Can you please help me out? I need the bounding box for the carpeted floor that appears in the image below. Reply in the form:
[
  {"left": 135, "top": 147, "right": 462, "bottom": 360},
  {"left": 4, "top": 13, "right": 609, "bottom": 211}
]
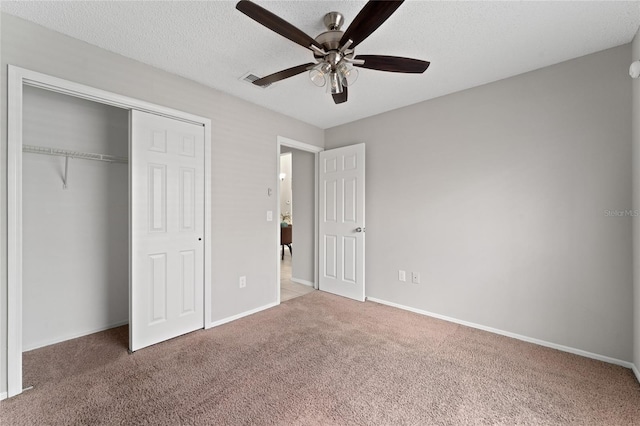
[{"left": 2, "top": 291, "right": 640, "bottom": 425}]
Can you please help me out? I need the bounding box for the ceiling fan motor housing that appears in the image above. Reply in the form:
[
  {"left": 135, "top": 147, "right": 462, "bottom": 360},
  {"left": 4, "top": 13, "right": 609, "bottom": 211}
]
[
  {"left": 314, "top": 31, "right": 345, "bottom": 60},
  {"left": 314, "top": 12, "right": 352, "bottom": 64}
]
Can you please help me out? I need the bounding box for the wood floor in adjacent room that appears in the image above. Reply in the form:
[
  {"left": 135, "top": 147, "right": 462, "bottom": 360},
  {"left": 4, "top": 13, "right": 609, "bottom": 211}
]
[{"left": 2, "top": 291, "right": 640, "bottom": 425}]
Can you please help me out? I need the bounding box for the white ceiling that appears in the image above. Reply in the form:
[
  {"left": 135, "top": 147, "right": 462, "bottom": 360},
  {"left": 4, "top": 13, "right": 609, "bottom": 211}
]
[{"left": 2, "top": 1, "right": 640, "bottom": 129}]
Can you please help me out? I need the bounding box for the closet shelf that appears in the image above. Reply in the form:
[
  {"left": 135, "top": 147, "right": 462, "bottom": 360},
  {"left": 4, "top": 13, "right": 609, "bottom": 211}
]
[
  {"left": 22, "top": 144, "right": 128, "bottom": 164},
  {"left": 23, "top": 144, "right": 127, "bottom": 190}
]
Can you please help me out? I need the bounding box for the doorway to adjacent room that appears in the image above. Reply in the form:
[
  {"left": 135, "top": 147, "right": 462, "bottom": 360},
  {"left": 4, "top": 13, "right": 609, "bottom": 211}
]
[{"left": 276, "top": 137, "right": 321, "bottom": 303}]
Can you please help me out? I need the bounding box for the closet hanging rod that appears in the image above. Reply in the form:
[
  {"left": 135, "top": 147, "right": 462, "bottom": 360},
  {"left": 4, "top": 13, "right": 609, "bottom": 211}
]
[{"left": 22, "top": 144, "right": 128, "bottom": 164}]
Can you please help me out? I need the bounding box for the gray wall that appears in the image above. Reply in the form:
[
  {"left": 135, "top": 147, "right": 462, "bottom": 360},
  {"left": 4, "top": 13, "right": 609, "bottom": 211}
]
[
  {"left": 22, "top": 86, "right": 128, "bottom": 351},
  {"left": 325, "top": 45, "right": 633, "bottom": 361},
  {"left": 633, "top": 30, "right": 640, "bottom": 370},
  {"left": 290, "top": 148, "right": 315, "bottom": 285},
  {"left": 0, "top": 13, "right": 324, "bottom": 394}
]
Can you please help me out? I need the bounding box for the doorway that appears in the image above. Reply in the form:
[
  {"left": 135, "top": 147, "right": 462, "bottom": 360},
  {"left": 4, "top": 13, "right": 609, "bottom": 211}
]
[
  {"left": 275, "top": 138, "right": 367, "bottom": 304},
  {"left": 279, "top": 151, "right": 313, "bottom": 301},
  {"left": 7, "top": 66, "right": 213, "bottom": 398},
  {"left": 276, "top": 137, "right": 322, "bottom": 304}
]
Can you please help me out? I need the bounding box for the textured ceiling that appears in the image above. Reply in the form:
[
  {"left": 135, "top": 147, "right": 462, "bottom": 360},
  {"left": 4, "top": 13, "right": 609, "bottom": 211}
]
[{"left": 2, "top": 1, "right": 639, "bottom": 129}]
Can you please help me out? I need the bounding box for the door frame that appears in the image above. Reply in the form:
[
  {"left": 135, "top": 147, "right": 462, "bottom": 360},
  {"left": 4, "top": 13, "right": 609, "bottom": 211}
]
[
  {"left": 6, "top": 65, "right": 213, "bottom": 398},
  {"left": 276, "top": 136, "right": 322, "bottom": 304}
]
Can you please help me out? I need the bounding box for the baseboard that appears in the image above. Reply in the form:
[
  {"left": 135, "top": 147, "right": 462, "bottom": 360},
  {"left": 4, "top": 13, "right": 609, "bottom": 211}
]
[
  {"left": 291, "top": 278, "right": 314, "bottom": 287},
  {"left": 632, "top": 364, "right": 640, "bottom": 383},
  {"left": 0, "top": 391, "right": 7, "bottom": 401},
  {"left": 208, "top": 302, "right": 278, "bottom": 329},
  {"left": 22, "top": 319, "right": 129, "bottom": 352},
  {"left": 367, "top": 297, "right": 633, "bottom": 369}
]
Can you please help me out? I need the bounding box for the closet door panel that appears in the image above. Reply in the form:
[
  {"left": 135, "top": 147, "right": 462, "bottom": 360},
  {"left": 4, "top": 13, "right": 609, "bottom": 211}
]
[
  {"left": 180, "top": 249, "right": 196, "bottom": 315},
  {"left": 149, "top": 253, "right": 168, "bottom": 324},
  {"left": 180, "top": 167, "right": 196, "bottom": 231},
  {"left": 131, "top": 110, "right": 205, "bottom": 352},
  {"left": 148, "top": 164, "right": 167, "bottom": 232}
]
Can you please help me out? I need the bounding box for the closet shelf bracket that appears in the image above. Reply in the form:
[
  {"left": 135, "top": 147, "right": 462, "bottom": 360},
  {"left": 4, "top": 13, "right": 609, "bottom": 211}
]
[{"left": 63, "top": 156, "right": 69, "bottom": 190}]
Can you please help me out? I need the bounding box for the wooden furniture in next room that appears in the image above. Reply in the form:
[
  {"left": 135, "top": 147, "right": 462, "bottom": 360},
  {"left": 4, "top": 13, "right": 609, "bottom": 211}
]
[{"left": 281, "top": 225, "right": 292, "bottom": 260}]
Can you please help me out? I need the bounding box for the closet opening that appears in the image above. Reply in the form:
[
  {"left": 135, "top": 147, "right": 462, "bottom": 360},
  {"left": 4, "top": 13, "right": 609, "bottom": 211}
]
[
  {"left": 21, "top": 86, "right": 129, "bottom": 390},
  {"left": 8, "top": 65, "right": 213, "bottom": 398}
]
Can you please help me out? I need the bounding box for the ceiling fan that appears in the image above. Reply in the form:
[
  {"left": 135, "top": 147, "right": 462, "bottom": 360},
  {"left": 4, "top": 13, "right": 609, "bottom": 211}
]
[{"left": 236, "top": 0, "right": 430, "bottom": 104}]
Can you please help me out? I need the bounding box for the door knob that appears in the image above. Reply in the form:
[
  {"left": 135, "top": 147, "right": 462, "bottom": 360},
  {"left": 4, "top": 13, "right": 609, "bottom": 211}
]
[{"left": 355, "top": 227, "right": 365, "bottom": 233}]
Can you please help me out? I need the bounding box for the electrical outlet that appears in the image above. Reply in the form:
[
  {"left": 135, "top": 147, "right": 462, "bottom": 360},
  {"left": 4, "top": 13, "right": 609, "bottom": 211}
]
[
  {"left": 239, "top": 276, "right": 246, "bottom": 288},
  {"left": 398, "top": 270, "right": 406, "bottom": 282},
  {"left": 411, "top": 272, "right": 420, "bottom": 284}
]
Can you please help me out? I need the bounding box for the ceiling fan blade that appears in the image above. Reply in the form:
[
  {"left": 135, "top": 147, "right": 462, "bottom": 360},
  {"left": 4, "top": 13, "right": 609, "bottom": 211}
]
[
  {"left": 252, "top": 63, "right": 316, "bottom": 86},
  {"left": 340, "top": 1, "right": 404, "bottom": 49},
  {"left": 236, "top": 1, "right": 323, "bottom": 51},
  {"left": 332, "top": 87, "right": 348, "bottom": 104},
  {"left": 353, "top": 55, "right": 430, "bottom": 73}
]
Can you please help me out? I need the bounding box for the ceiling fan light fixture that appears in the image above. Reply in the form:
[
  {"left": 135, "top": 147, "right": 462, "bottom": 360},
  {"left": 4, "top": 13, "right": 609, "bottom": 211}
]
[
  {"left": 329, "top": 71, "right": 343, "bottom": 95},
  {"left": 309, "top": 62, "right": 331, "bottom": 87},
  {"left": 336, "top": 61, "right": 358, "bottom": 87}
]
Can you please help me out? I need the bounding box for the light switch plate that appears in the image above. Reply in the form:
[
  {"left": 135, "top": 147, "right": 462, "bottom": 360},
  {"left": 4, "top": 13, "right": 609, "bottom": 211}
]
[{"left": 267, "top": 210, "right": 273, "bottom": 221}]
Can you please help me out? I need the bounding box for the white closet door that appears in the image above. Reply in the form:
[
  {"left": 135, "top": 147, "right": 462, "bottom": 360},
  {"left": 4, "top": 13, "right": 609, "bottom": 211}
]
[
  {"left": 130, "top": 110, "right": 205, "bottom": 352},
  {"left": 319, "top": 143, "right": 366, "bottom": 301}
]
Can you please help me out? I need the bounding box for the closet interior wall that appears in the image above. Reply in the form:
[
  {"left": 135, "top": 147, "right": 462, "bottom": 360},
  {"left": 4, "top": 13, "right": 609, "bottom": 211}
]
[{"left": 22, "top": 86, "right": 129, "bottom": 351}]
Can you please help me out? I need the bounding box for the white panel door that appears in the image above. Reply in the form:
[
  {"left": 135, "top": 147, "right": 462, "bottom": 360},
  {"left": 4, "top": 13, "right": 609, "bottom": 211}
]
[
  {"left": 130, "top": 110, "right": 205, "bottom": 351},
  {"left": 319, "top": 143, "right": 365, "bottom": 301}
]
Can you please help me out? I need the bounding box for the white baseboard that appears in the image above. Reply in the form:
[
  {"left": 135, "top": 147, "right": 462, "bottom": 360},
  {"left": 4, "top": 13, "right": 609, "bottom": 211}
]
[
  {"left": 632, "top": 364, "right": 640, "bottom": 383},
  {"left": 208, "top": 302, "right": 278, "bottom": 329},
  {"left": 0, "top": 391, "right": 7, "bottom": 401},
  {"left": 23, "top": 320, "right": 129, "bottom": 352},
  {"left": 291, "top": 278, "right": 314, "bottom": 287},
  {"left": 367, "top": 297, "right": 633, "bottom": 369}
]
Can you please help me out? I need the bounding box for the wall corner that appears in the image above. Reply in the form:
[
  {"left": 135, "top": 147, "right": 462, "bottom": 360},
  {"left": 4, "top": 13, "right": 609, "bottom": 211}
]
[{"left": 631, "top": 27, "right": 640, "bottom": 372}]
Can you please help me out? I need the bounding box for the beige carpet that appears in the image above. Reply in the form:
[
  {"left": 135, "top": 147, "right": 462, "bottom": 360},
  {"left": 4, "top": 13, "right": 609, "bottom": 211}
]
[{"left": 2, "top": 291, "right": 639, "bottom": 425}]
